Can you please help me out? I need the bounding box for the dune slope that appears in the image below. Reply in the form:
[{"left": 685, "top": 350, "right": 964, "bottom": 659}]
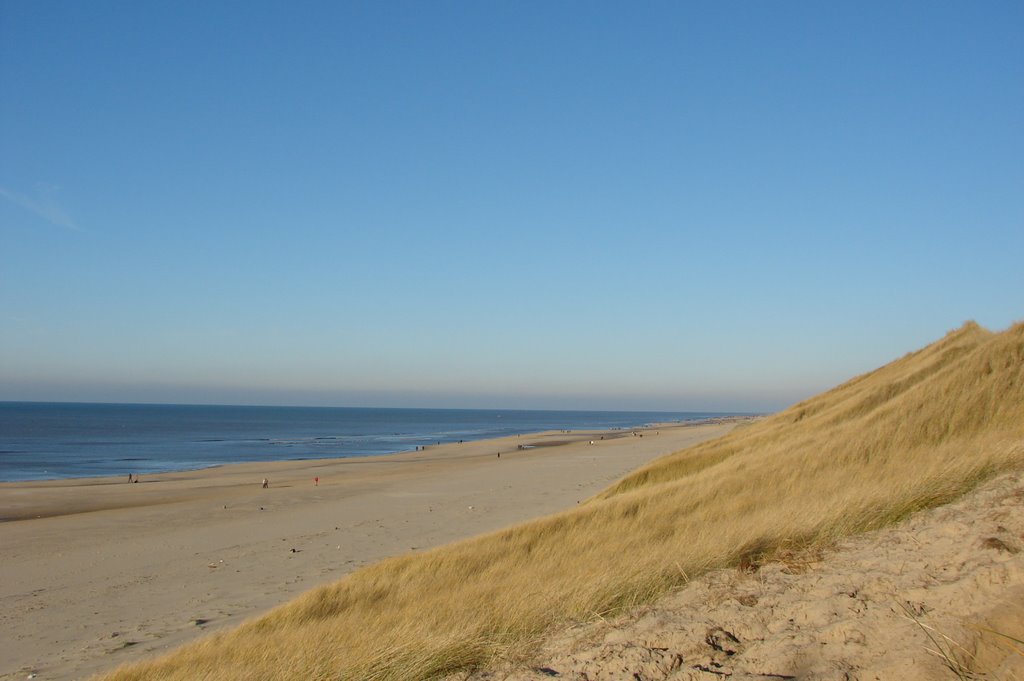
[{"left": 99, "top": 321, "right": 1024, "bottom": 681}]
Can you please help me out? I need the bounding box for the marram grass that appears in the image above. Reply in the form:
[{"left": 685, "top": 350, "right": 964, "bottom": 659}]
[{"left": 98, "top": 320, "right": 1024, "bottom": 681}]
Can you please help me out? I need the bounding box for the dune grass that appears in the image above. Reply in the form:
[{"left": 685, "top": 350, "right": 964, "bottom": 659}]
[{"left": 98, "top": 320, "right": 1024, "bottom": 681}]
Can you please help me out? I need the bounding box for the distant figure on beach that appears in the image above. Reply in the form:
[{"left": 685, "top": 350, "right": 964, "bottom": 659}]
[
  {"left": 262, "top": 478, "right": 269, "bottom": 489},
  {"left": 127, "top": 473, "right": 133, "bottom": 483},
  {"left": 314, "top": 476, "right": 319, "bottom": 486}
]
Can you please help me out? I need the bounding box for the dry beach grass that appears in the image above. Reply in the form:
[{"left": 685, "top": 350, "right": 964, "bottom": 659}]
[{"left": 96, "top": 320, "right": 1024, "bottom": 680}]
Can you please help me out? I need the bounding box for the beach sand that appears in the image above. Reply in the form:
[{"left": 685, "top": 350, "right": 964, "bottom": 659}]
[{"left": 0, "top": 421, "right": 737, "bottom": 681}]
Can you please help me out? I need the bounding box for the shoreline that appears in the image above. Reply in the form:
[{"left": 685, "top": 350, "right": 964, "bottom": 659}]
[
  {"left": 0, "top": 419, "right": 743, "bottom": 681},
  {"left": 0, "top": 413, "right": 751, "bottom": 485},
  {"left": 0, "top": 400, "right": 754, "bottom": 484},
  {"left": 0, "top": 418, "right": 754, "bottom": 522}
]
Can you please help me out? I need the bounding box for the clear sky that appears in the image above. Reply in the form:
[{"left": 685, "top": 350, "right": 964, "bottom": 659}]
[{"left": 1, "top": 2, "right": 1021, "bottom": 412}]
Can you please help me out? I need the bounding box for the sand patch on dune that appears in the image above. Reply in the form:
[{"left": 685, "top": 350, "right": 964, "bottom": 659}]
[{"left": 467, "top": 472, "right": 1024, "bottom": 681}]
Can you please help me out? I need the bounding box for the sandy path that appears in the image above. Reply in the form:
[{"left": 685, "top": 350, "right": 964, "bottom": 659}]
[
  {"left": 0, "top": 421, "right": 735, "bottom": 681},
  {"left": 467, "top": 472, "right": 1024, "bottom": 681}
]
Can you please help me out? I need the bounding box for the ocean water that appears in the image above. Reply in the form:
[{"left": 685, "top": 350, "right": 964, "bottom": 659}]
[{"left": 0, "top": 402, "right": 742, "bottom": 482}]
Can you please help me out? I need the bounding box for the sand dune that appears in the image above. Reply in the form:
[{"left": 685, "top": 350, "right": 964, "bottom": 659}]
[{"left": 467, "top": 471, "right": 1024, "bottom": 680}]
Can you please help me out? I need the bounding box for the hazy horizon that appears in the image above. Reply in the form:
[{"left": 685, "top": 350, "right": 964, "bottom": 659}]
[{"left": 0, "top": 384, "right": 775, "bottom": 414}]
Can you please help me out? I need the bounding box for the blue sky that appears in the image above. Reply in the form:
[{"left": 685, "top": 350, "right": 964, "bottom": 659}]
[{"left": 1, "top": 1, "right": 1021, "bottom": 412}]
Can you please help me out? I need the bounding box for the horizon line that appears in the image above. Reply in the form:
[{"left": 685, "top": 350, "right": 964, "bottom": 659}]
[{"left": 0, "top": 398, "right": 765, "bottom": 416}]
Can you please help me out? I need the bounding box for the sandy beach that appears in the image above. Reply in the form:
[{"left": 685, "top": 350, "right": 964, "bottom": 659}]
[{"left": 0, "top": 420, "right": 737, "bottom": 681}]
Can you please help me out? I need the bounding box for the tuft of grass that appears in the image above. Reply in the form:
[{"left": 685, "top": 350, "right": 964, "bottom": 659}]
[
  {"left": 898, "top": 602, "right": 978, "bottom": 680},
  {"left": 96, "top": 320, "right": 1024, "bottom": 681},
  {"left": 962, "top": 600, "right": 1024, "bottom": 678}
]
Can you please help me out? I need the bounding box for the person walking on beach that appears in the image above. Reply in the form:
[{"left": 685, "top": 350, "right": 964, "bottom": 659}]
[
  {"left": 262, "top": 477, "right": 269, "bottom": 489},
  {"left": 314, "top": 476, "right": 319, "bottom": 486}
]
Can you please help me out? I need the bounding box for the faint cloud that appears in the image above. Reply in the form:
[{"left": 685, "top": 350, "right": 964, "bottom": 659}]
[{"left": 0, "top": 183, "right": 85, "bottom": 232}]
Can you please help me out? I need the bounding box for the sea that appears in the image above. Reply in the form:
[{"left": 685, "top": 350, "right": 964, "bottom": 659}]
[{"left": 0, "top": 402, "right": 744, "bottom": 482}]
